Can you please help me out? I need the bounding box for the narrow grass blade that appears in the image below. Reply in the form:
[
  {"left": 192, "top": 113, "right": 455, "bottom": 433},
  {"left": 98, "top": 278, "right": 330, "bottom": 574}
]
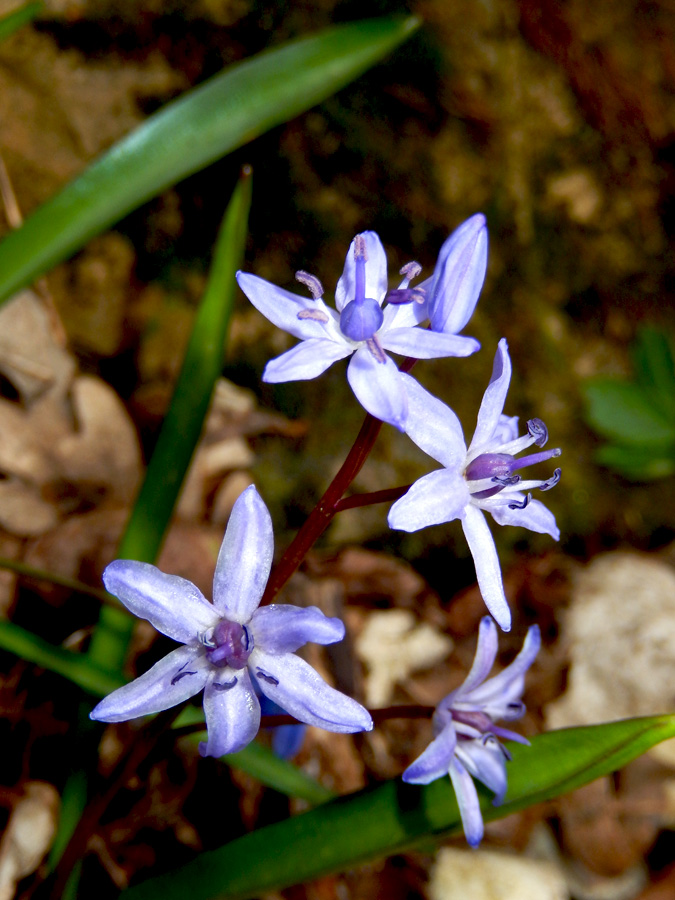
[
  {"left": 87, "top": 169, "right": 251, "bottom": 671},
  {"left": 122, "top": 715, "right": 675, "bottom": 900},
  {"left": 0, "top": 1, "right": 41, "bottom": 42},
  {"left": 0, "top": 15, "right": 418, "bottom": 306}
]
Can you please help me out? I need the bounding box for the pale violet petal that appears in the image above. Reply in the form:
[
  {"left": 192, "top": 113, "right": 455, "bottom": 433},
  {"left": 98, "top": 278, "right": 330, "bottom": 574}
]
[
  {"left": 335, "top": 232, "right": 388, "bottom": 311},
  {"left": 452, "top": 617, "right": 499, "bottom": 698},
  {"left": 388, "top": 469, "right": 470, "bottom": 532},
  {"left": 469, "top": 625, "right": 540, "bottom": 713},
  {"left": 236, "top": 272, "right": 338, "bottom": 341},
  {"left": 213, "top": 485, "right": 273, "bottom": 623},
  {"left": 90, "top": 645, "right": 209, "bottom": 722},
  {"left": 493, "top": 414, "right": 519, "bottom": 445},
  {"left": 428, "top": 214, "right": 488, "bottom": 335},
  {"left": 398, "top": 372, "right": 466, "bottom": 468},
  {"left": 461, "top": 505, "right": 511, "bottom": 631},
  {"left": 103, "top": 560, "right": 218, "bottom": 644},
  {"left": 263, "top": 338, "right": 352, "bottom": 383},
  {"left": 381, "top": 294, "right": 428, "bottom": 330},
  {"left": 379, "top": 328, "right": 480, "bottom": 360},
  {"left": 457, "top": 737, "right": 508, "bottom": 805},
  {"left": 251, "top": 604, "right": 345, "bottom": 653},
  {"left": 449, "top": 757, "right": 484, "bottom": 847},
  {"left": 199, "top": 667, "right": 260, "bottom": 757},
  {"left": 488, "top": 496, "right": 560, "bottom": 540},
  {"left": 467, "top": 338, "right": 512, "bottom": 456},
  {"left": 347, "top": 346, "right": 407, "bottom": 431},
  {"left": 402, "top": 723, "right": 457, "bottom": 784},
  {"left": 250, "top": 649, "right": 373, "bottom": 733}
]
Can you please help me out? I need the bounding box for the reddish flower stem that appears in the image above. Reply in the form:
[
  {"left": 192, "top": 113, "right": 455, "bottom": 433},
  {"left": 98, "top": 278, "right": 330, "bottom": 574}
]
[
  {"left": 333, "top": 484, "right": 411, "bottom": 513},
  {"left": 262, "top": 357, "right": 418, "bottom": 604}
]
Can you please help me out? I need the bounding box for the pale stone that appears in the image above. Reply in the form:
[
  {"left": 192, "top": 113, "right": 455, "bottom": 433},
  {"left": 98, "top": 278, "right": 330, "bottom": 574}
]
[
  {"left": 428, "top": 847, "right": 568, "bottom": 900},
  {"left": 546, "top": 553, "right": 675, "bottom": 767},
  {"left": 355, "top": 609, "right": 452, "bottom": 707}
]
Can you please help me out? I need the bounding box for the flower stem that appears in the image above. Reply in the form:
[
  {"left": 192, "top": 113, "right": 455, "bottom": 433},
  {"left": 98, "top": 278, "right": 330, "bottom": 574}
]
[
  {"left": 333, "top": 484, "right": 411, "bottom": 513},
  {"left": 262, "top": 411, "right": 383, "bottom": 603}
]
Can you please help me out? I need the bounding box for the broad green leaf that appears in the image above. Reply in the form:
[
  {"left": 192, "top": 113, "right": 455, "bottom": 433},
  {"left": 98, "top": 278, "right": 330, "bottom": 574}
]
[
  {"left": 595, "top": 442, "right": 675, "bottom": 480},
  {"left": 584, "top": 380, "right": 675, "bottom": 446},
  {"left": 87, "top": 170, "right": 251, "bottom": 671},
  {"left": 0, "top": 15, "right": 418, "bottom": 306},
  {"left": 632, "top": 326, "right": 675, "bottom": 420},
  {"left": 0, "top": 620, "right": 121, "bottom": 696},
  {"left": 0, "top": 1, "right": 41, "bottom": 42},
  {"left": 122, "top": 715, "right": 675, "bottom": 900}
]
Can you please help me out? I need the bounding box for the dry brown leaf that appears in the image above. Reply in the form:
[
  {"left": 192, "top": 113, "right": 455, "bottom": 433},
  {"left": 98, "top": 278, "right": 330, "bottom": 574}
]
[{"left": 0, "top": 781, "right": 59, "bottom": 900}]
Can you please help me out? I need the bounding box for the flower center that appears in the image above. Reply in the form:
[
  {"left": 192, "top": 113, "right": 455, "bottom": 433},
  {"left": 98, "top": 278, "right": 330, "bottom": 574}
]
[
  {"left": 464, "top": 418, "right": 561, "bottom": 506},
  {"left": 339, "top": 234, "right": 384, "bottom": 342},
  {"left": 204, "top": 620, "right": 253, "bottom": 670}
]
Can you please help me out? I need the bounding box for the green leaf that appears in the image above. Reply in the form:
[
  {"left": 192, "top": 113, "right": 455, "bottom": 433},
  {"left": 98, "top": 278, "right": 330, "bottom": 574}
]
[
  {"left": 595, "top": 442, "right": 675, "bottom": 480},
  {"left": 0, "top": 620, "right": 121, "bottom": 696},
  {"left": 122, "top": 715, "right": 675, "bottom": 900},
  {"left": 87, "top": 169, "right": 251, "bottom": 672},
  {"left": 0, "top": 1, "right": 41, "bottom": 42},
  {"left": 584, "top": 380, "right": 675, "bottom": 446},
  {"left": 0, "top": 15, "right": 418, "bottom": 306},
  {"left": 632, "top": 326, "right": 675, "bottom": 420}
]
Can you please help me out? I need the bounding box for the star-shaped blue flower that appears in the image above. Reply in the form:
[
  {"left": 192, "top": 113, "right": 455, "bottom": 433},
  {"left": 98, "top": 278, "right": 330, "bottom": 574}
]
[
  {"left": 388, "top": 339, "right": 561, "bottom": 631},
  {"left": 91, "top": 485, "right": 372, "bottom": 757},
  {"left": 403, "top": 616, "right": 540, "bottom": 847},
  {"left": 236, "top": 215, "right": 487, "bottom": 430}
]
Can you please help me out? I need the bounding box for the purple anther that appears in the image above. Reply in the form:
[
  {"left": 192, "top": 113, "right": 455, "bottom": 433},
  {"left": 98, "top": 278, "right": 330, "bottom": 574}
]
[
  {"left": 205, "top": 620, "right": 253, "bottom": 670},
  {"left": 365, "top": 335, "right": 387, "bottom": 364},
  {"left": 384, "top": 287, "right": 426, "bottom": 305},
  {"left": 492, "top": 474, "right": 521, "bottom": 487},
  {"left": 212, "top": 678, "right": 238, "bottom": 692},
  {"left": 508, "top": 493, "right": 532, "bottom": 510},
  {"left": 295, "top": 270, "right": 324, "bottom": 299},
  {"left": 539, "top": 467, "right": 562, "bottom": 491},
  {"left": 297, "top": 309, "right": 330, "bottom": 323},
  {"left": 451, "top": 709, "right": 494, "bottom": 733},
  {"left": 256, "top": 669, "right": 279, "bottom": 686},
  {"left": 527, "top": 418, "right": 548, "bottom": 447},
  {"left": 171, "top": 669, "right": 197, "bottom": 685}
]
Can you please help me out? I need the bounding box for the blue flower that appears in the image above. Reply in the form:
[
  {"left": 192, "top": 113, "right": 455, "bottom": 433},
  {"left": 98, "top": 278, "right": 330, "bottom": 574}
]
[
  {"left": 403, "top": 616, "right": 540, "bottom": 847},
  {"left": 388, "top": 339, "right": 561, "bottom": 632},
  {"left": 90, "top": 485, "right": 372, "bottom": 757},
  {"left": 235, "top": 216, "right": 487, "bottom": 430}
]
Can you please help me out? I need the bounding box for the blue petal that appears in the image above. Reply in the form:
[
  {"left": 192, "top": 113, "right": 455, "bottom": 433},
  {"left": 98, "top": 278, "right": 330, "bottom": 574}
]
[
  {"left": 335, "top": 232, "right": 388, "bottom": 311},
  {"left": 457, "top": 736, "right": 508, "bottom": 805},
  {"left": 90, "top": 645, "right": 209, "bottom": 722},
  {"left": 461, "top": 505, "right": 511, "bottom": 631},
  {"left": 469, "top": 625, "right": 540, "bottom": 716},
  {"left": 388, "top": 468, "right": 470, "bottom": 532},
  {"left": 379, "top": 328, "right": 480, "bottom": 360},
  {"left": 103, "top": 560, "right": 218, "bottom": 644},
  {"left": 251, "top": 604, "right": 345, "bottom": 653},
  {"left": 250, "top": 650, "right": 373, "bottom": 733},
  {"left": 467, "top": 339, "right": 512, "bottom": 457},
  {"left": 398, "top": 372, "right": 466, "bottom": 469},
  {"left": 263, "top": 338, "right": 352, "bottom": 382},
  {"left": 488, "top": 496, "right": 560, "bottom": 540},
  {"left": 448, "top": 757, "right": 484, "bottom": 847},
  {"left": 213, "top": 485, "right": 273, "bottom": 623},
  {"left": 428, "top": 214, "right": 488, "bottom": 335},
  {"left": 236, "top": 272, "right": 340, "bottom": 341},
  {"left": 451, "top": 617, "right": 499, "bottom": 698},
  {"left": 347, "top": 346, "right": 407, "bottom": 430},
  {"left": 402, "top": 723, "right": 457, "bottom": 784},
  {"left": 199, "top": 667, "right": 261, "bottom": 757}
]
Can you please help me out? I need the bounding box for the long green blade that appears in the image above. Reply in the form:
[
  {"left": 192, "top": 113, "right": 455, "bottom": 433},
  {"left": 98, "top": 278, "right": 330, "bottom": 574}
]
[
  {"left": 122, "top": 715, "right": 675, "bottom": 900},
  {"left": 0, "top": 15, "right": 418, "bottom": 306},
  {"left": 0, "top": 1, "right": 41, "bottom": 42},
  {"left": 88, "top": 169, "right": 251, "bottom": 670}
]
